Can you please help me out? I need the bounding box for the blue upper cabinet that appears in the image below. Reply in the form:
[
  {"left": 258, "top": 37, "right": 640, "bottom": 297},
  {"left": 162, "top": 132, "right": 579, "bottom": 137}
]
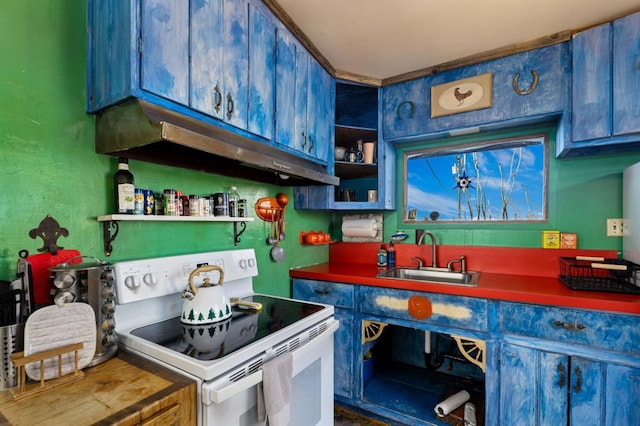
[
  {"left": 382, "top": 43, "right": 570, "bottom": 142},
  {"left": 275, "top": 30, "right": 333, "bottom": 162},
  {"left": 140, "top": 0, "right": 190, "bottom": 106},
  {"left": 561, "top": 11, "right": 640, "bottom": 156},
  {"left": 247, "top": 4, "right": 275, "bottom": 139}
]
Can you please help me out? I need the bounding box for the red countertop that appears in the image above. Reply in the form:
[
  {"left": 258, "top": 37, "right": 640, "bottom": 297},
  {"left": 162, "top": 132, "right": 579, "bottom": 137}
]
[{"left": 289, "top": 243, "right": 640, "bottom": 315}]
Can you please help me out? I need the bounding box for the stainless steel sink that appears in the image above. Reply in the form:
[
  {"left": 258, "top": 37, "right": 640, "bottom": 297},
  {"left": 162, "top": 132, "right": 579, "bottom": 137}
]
[{"left": 377, "top": 267, "right": 480, "bottom": 286}]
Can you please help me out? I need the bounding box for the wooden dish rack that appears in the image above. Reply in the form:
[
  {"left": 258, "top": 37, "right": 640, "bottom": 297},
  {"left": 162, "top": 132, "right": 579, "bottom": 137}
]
[{"left": 10, "top": 342, "right": 85, "bottom": 400}]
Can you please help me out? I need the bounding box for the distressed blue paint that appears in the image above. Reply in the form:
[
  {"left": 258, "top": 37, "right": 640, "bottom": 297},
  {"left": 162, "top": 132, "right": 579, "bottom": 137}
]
[
  {"left": 572, "top": 23, "right": 612, "bottom": 141},
  {"left": 308, "top": 59, "right": 334, "bottom": 161},
  {"left": 294, "top": 47, "right": 310, "bottom": 153},
  {"left": 86, "top": 0, "right": 134, "bottom": 112},
  {"left": 605, "top": 363, "right": 640, "bottom": 425},
  {"left": 559, "top": 11, "right": 640, "bottom": 156},
  {"left": 571, "top": 357, "right": 605, "bottom": 425},
  {"left": 292, "top": 279, "right": 355, "bottom": 398},
  {"left": 382, "top": 43, "right": 570, "bottom": 142},
  {"left": 190, "top": 0, "right": 225, "bottom": 120},
  {"left": 275, "top": 29, "right": 297, "bottom": 148},
  {"left": 222, "top": 0, "right": 249, "bottom": 130},
  {"left": 499, "top": 302, "right": 640, "bottom": 355},
  {"left": 248, "top": 4, "right": 275, "bottom": 139},
  {"left": 359, "top": 286, "right": 488, "bottom": 332},
  {"left": 140, "top": 0, "right": 189, "bottom": 105},
  {"left": 613, "top": 12, "right": 640, "bottom": 136}
]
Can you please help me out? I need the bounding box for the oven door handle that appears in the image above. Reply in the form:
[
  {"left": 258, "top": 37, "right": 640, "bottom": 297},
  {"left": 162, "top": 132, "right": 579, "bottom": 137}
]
[{"left": 203, "top": 318, "right": 339, "bottom": 404}]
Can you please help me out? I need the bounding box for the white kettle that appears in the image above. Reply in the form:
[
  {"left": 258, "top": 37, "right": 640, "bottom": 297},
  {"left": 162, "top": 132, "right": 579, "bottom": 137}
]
[{"left": 180, "top": 264, "right": 231, "bottom": 325}]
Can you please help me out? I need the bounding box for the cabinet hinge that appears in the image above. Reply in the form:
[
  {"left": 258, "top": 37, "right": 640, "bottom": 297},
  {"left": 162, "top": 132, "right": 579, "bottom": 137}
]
[{"left": 137, "top": 37, "right": 142, "bottom": 55}]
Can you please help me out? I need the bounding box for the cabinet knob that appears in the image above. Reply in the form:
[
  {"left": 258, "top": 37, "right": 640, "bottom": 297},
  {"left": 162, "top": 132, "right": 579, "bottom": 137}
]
[
  {"left": 226, "top": 93, "right": 234, "bottom": 120},
  {"left": 557, "top": 363, "right": 566, "bottom": 388},
  {"left": 573, "top": 366, "right": 583, "bottom": 393},
  {"left": 213, "top": 85, "right": 222, "bottom": 113}
]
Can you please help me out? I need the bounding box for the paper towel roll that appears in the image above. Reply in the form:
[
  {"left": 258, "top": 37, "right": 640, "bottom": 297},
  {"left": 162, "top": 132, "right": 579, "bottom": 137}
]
[
  {"left": 434, "top": 390, "right": 470, "bottom": 417},
  {"left": 341, "top": 219, "right": 377, "bottom": 238}
]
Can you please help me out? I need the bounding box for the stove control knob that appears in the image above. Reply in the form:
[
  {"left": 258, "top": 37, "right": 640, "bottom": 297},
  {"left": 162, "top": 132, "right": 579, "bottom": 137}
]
[
  {"left": 101, "top": 317, "right": 116, "bottom": 331},
  {"left": 101, "top": 285, "right": 115, "bottom": 299},
  {"left": 239, "top": 259, "right": 247, "bottom": 269},
  {"left": 102, "top": 300, "right": 116, "bottom": 314},
  {"left": 143, "top": 273, "right": 158, "bottom": 286},
  {"left": 248, "top": 258, "right": 256, "bottom": 268},
  {"left": 124, "top": 275, "right": 141, "bottom": 290}
]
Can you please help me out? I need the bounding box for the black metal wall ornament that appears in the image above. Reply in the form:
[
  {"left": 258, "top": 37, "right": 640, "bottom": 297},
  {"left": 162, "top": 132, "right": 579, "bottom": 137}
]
[
  {"left": 28, "top": 214, "right": 69, "bottom": 255},
  {"left": 512, "top": 70, "right": 539, "bottom": 95}
]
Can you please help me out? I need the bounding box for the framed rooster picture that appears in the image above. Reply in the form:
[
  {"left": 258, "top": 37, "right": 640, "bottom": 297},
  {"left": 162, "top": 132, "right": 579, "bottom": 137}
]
[{"left": 430, "top": 72, "right": 493, "bottom": 118}]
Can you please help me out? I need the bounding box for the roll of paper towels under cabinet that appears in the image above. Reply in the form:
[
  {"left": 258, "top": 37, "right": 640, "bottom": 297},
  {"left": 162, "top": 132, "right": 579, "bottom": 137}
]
[{"left": 341, "top": 218, "right": 378, "bottom": 238}]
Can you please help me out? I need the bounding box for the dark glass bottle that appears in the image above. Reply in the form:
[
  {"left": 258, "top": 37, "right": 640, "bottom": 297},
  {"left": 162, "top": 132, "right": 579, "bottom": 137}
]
[{"left": 114, "top": 157, "right": 135, "bottom": 214}]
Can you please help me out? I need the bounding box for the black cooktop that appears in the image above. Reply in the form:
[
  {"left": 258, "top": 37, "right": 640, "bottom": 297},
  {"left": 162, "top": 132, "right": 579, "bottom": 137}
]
[{"left": 131, "top": 294, "right": 324, "bottom": 361}]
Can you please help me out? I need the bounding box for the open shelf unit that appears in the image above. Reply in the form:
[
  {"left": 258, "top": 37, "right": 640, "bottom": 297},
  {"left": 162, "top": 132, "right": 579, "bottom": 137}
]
[{"left": 97, "top": 215, "right": 254, "bottom": 256}]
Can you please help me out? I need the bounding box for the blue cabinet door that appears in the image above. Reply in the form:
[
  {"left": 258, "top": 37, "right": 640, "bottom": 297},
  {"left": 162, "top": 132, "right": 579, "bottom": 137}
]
[
  {"left": 140, "top": 0, "right": 189, "bottom": 105},
  {"left": 294, "top": 48, "right": 311, "bottom": 154},
  {"left": 248, "top": 4, "right": 275, "bottom": 140},
  {"left": 308, "top": 59, "right": 334, "bottom": 162},
  {"left": 613, "top": 12, "right": 640, "bottom": 136},
  {"left": 334, "top": 309, "right": 355, "bottom": 399},
  {"left": 604, "top": 363, "right": 640, "bottom": 425},
  {"left": 190, "top": 0, "right": 225, "bottom": 120},
  {"left": 275, "top": 29, "right": 298, "bottom": 150},
  {"left": 500, "top": 343, "right": 569, "bottom": 424},
  {"left": 571, "top": 23, "right": 612, "bottom": 142},
  {"left": 191, "top": 0, "right": 249, "bottom": 128},
  {"left": 222, "top": 0, "right": 249, "bottom": 131},
  {"left": 500, "top": 341, "right": 640, "bottom": 425}
]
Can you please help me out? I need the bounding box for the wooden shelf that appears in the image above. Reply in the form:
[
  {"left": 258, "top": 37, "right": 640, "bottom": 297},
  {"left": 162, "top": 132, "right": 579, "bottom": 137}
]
[
  {"left": 335, "top": 162, "right": 378, "bottom": 179},
  {"left": 97, "top": 215, "right": 254, "bottom": 256},
  {"left": 97, "top": 214, "right": 254, "bottom": 223},
  {"left": 335, "top": 125, "right": 377, "bottom": 149}
]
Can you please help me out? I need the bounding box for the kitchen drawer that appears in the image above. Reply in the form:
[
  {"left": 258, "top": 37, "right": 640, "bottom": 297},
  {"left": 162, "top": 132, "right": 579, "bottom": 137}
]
[
  {"left": 359, "top": 286, "right": 488, "bottom": 332},
  {"left": 292, "top": 279, "right": 355, "bottom": 309},
  {"left": 499, "top": 302, "right": 640, "bottom": 355}
]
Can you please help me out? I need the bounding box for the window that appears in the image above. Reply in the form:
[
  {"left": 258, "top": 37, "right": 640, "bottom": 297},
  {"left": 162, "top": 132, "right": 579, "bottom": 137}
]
[{"left": 403, "top": 133, "right": 548, "bottom": 222}]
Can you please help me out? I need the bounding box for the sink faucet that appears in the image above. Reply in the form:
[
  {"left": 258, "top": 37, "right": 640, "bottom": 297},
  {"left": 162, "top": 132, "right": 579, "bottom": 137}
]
[
  {"left": 416, "top": 230, "right": 437, "bottom": 268},
  {"left": 411, "top": 257, "right": 425, "bottom": 269},
  {"left": 446, "top": 255, "right": 467, "bottom": 273}
]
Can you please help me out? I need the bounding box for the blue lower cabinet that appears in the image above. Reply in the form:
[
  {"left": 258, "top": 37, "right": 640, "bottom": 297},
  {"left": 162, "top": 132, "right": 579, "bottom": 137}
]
[
  {"left": 292, "top": 278, "right": 640, "bottom": 424},
  {"left": 500, "top": 341, "right": 640, "bottom": 425}
]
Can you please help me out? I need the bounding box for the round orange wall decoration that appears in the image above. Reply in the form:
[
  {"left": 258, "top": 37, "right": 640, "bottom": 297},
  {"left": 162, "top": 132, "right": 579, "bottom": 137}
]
[{"left": 408, "top": 295, "right": 433, "bottom": 320}]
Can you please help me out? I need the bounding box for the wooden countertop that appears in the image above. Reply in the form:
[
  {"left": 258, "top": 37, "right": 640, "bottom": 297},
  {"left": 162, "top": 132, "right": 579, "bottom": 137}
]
[
  {"left": 0, "top": 350, "right": 196, "bottom": 425},
  {"left": 290, "top": 261, "right": 640, "bottom": 315}
]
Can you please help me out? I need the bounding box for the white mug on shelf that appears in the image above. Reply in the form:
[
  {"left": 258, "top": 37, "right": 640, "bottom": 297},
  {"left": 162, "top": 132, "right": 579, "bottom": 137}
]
[{"left": 367, "top": 190, "right": 378, "bottom": 203}]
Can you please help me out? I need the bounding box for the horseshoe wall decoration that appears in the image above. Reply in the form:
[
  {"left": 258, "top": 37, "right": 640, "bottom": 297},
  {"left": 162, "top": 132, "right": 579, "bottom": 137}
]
[
  {"left": 512, "top": 70, "right": 539, "bottom": 95},
  {"left": 396, "top": 101, "right": 416, "bottom": 121}
]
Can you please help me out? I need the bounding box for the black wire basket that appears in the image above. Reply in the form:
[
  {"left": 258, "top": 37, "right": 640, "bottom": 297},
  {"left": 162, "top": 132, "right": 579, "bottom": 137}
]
[{"left": 559, "top": 257, "right": 640, "bottom": 294}]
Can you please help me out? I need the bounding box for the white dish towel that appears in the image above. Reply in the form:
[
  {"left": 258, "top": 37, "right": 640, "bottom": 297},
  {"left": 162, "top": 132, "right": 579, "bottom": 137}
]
[{"left": 257, "top": 352, "right": 293, "bottom": 426}]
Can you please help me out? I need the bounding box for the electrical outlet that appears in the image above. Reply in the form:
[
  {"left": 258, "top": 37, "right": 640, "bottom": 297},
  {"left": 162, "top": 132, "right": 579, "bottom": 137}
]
[{"left": 607, "top": 218, "right": 623, "bottom": 237}]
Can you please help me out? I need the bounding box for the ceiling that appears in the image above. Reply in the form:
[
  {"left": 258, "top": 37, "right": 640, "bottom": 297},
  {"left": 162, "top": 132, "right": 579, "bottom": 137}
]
[{"left": 276, "top": 0, "right": 640, "bottom": 82}]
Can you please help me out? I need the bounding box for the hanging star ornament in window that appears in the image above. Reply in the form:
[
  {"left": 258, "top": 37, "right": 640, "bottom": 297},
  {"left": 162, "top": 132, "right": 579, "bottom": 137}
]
[{"left": 454, "top": 173, "right": 474, "bottom": 191}]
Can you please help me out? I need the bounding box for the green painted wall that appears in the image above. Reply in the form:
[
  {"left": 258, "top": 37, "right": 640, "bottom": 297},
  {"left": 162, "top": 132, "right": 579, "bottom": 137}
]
[
  {"left": 388, "top": 125, "right": 640, "bottom": 252},
  {"left": 0, "top": 0, "right": 331, "bottom": 297}
]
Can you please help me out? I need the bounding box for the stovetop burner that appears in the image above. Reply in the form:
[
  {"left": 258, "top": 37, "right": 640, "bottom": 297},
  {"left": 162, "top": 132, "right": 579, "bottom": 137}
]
[{"left": 130, "top": 294, "right": 324, "bottom": 361}]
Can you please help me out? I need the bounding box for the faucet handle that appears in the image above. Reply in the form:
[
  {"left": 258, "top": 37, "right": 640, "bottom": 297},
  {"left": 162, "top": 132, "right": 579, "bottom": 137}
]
[{"left": 411, "top": 257, "right": 425, "bottom": 269}]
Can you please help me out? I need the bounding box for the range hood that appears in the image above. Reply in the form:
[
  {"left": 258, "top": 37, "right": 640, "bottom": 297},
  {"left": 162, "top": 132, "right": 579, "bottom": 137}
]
[{"left": 95, "top": 100, "right": 339, "bottom": 186}]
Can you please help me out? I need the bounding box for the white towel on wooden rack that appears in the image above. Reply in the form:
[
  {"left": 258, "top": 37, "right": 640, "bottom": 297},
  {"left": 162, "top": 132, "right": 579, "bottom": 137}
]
[{"left": 257, "top": 352, "right": 293, "bottom": 426}]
